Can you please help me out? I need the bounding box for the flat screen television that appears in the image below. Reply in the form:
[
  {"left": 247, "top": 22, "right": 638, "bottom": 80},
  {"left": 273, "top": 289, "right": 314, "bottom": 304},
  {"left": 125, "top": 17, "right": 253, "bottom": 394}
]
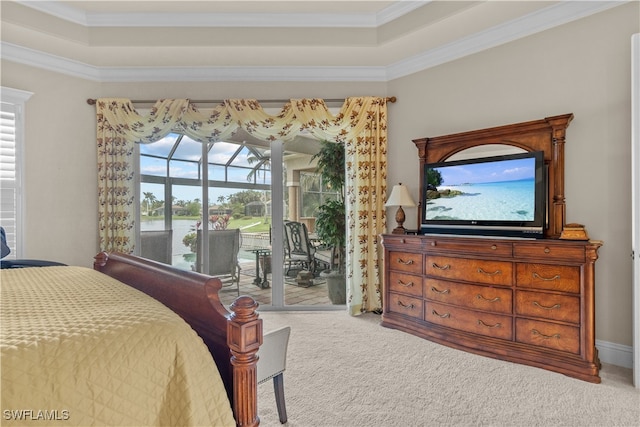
[{"left": 421, "top": 150, "right": 546, "bottom": 238}]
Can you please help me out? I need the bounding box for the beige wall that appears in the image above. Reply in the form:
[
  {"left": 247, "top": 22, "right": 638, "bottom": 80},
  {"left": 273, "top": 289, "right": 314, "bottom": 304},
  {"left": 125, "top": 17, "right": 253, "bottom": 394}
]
[
  {"left": 388, "top": 2, "right": 639, "bottom": 346},
  {"left": 1, "top": 2, "right": 637, "bottom": 347},
  {"left": 0, "top": 66, "right": 386, "bottom": 266}
]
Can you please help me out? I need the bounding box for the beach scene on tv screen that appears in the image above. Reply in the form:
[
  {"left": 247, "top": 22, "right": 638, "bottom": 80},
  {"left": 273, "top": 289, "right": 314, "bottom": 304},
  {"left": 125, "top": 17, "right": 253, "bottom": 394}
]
[{"left": 425, "top": 157, "right": 537, "bottom": 222}]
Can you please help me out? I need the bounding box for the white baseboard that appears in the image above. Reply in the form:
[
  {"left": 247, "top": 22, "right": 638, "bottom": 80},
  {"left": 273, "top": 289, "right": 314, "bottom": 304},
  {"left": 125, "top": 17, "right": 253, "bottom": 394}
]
[{"left": 596, "top": 339, "right": 633, "bottom": 369}]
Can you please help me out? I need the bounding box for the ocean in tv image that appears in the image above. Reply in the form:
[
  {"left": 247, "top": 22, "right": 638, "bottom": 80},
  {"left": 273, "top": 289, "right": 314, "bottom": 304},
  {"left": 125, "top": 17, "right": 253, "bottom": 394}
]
[{"left": 425, "top": 157, "right": 537, "bottom": 222}]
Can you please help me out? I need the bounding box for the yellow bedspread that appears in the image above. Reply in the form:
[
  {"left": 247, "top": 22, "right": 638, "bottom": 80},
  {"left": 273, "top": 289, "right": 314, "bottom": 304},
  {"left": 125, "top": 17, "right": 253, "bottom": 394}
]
[{"left": 1, "top": 266, "right": 235, "bottom": 427}]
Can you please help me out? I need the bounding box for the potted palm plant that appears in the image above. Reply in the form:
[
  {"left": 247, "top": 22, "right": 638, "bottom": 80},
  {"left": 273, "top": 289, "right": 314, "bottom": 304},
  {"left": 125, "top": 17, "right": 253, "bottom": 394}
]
[{"left": 312, "top": 140, "right": 346, "bottom": 304}]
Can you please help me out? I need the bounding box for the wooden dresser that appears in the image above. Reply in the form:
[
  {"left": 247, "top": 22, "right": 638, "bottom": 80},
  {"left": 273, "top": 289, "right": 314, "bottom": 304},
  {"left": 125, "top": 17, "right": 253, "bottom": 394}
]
[
  {"left": 381, "top": 233, "right": 602, "bottom": 383},
  {"left": 383, "top": 115, "right": 604, "bottom": 382}
]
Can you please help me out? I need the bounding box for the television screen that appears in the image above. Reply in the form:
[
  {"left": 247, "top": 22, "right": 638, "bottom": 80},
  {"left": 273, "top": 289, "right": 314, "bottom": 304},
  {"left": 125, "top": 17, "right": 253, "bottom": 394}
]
[{"left": 421, "top": 151, "right": 546, "bottom": 238}]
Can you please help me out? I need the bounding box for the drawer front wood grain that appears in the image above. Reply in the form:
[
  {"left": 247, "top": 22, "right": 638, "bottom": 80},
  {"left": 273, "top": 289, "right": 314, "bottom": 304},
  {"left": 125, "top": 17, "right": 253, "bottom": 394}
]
[
  {"left": 425, "top": 255, "right": 513, "bottom": 286},
  {"left": 516, "top": 263, "right": 580, "bottom": 293},
  {"left": 381, "top": 232, "right": 601, "bottom": 383},
  {"left": 388, "top": 271, "right": 422, "bottom": 297},
  {"left": 513, "top": 242, "right": 585, "bottom": 262},
  {"left": 388, "top": 251, "right": 423, "bottom": 274},
  {"left": 424, "top": 278, "right": 512, "bottom": 314},
  {"left": 425, "top": 301, "right": 513, "bottom": 340},
  {"left": 515, "top": 318, "right": 580, "bottom": 354},
  {"left": 423, "top": 237, "right": 513, "bottom": 257},
  {"left": 515, "top": 290, "right": 580, "bottom": 324},
  {"left": 388, "top": 293, "right": 423, "bottom": 320}
]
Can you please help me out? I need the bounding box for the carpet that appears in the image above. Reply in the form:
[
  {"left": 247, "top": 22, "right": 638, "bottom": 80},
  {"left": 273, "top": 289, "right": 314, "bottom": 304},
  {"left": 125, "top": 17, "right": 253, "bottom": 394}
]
[{"left": 256, "top": 311, "right": 639, "bottom": 427}]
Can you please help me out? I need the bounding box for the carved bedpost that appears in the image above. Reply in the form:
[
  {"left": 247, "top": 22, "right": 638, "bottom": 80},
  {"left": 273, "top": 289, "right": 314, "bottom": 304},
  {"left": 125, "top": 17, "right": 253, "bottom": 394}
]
[
  {"left": 228, "top": 296, "right": 262, "bottom": 427},
  {"left": 93, "top": 251, "right": 109, "bottom": 269}
]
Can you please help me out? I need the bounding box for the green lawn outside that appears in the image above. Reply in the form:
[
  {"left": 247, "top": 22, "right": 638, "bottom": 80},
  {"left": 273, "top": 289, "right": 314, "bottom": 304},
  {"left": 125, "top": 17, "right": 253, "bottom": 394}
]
[{"left": 141, "top": 216, "right": 272, "bottom": 233}]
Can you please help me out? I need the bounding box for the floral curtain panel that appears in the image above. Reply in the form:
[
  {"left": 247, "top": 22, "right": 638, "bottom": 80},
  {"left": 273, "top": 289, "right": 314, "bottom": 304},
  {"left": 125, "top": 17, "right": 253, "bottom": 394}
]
[{"left": 96, "top": 97, "right": 389, "bottom": 313}]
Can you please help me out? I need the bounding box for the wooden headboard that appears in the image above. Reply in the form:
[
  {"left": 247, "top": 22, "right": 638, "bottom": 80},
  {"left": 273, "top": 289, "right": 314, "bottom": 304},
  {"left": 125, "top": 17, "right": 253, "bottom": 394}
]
[{"left": 94, "top": 251, "right": 262, "bottom": 427}]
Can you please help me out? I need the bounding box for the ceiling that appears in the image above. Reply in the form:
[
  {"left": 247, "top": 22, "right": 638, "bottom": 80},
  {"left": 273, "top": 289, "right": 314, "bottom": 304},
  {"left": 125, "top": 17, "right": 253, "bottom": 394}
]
[{"left": 0, "top": 1, "right": 628, "bottom": 82}]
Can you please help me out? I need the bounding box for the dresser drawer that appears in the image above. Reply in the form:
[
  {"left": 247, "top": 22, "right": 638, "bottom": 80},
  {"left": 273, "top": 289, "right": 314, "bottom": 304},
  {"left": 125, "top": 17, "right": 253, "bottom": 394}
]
[
  {"left": 388, "top": 271, "right": 422, "bottom": 298},
  {"left": 424, "top": 278, "right": 512, "bottom": 314},
  {"left": 516, "top": 263, "right": 580, "bottom": 293},
  {"left": 423, "top": 237, "right": 513, "bottom": 257},
  {"left": 387, "top": 293, "right": 423, "bottom": 320},
  {"left": 513, "top": 242, "right": 585, "bottom": 262},
  {"left": 387, "top": 251, "right": 423, "bottom": 274},
  {"left": 515, "top": 290, "right": 579, "bottom": 324},
  {"left": 515, "top": 318, "right": 580, "bottom": 354},
  {"left": 425, "top": 301, "right": 513, "bottom": 340},
  {"left": 425, "top": 255, "right": 513, "bottom": 286}
]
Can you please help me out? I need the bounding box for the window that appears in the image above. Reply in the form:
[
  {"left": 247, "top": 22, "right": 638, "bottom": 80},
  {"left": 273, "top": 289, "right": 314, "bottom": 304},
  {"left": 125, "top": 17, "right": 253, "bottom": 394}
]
[
  {"left": 138, "top": 132, "right": 273, "bottom": 270},
  {"left": 300, "top": 172, "right": 339, "bottom": 218},
  {"left": 0, "top": 87, "right": 32, "bottom": 258},
  {"left": 136, "top": 130, "right": 329, "bottom": 308}
]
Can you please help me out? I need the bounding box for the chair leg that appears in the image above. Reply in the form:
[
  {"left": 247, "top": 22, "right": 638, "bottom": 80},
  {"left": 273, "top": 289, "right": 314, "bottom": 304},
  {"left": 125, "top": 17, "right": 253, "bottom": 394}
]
[{"left": 272, "top": 373, "right": 287, "bottom": 424}]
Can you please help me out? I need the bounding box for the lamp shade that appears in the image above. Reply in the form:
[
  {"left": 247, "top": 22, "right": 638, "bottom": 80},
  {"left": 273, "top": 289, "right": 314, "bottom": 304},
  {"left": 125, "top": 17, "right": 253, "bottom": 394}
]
[{"left": 385, "top": 183, "right": 416, "bottom": 207}]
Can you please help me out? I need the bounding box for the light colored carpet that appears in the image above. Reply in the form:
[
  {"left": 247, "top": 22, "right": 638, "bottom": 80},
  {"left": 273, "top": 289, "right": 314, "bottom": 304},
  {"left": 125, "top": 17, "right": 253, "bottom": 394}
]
[{"left": 256, "top": 311, "right": 639, "bottom": 427}]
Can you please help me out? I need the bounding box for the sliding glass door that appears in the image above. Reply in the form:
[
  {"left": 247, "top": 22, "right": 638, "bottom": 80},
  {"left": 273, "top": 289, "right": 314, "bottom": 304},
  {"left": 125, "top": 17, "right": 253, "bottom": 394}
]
[{"left": 137, "top": 133, "right": 333, "bottom": 308}]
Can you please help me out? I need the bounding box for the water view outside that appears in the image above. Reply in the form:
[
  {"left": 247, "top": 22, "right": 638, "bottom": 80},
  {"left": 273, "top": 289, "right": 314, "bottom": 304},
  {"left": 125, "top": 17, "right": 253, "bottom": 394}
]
[{"left": 142, "top": 218, "right": 269, "bottom": 269}]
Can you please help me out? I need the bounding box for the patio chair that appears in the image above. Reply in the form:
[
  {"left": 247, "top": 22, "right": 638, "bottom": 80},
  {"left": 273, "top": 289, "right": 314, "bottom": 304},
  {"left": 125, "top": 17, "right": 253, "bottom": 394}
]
[
  {"left": 258, "top": 326, "right": 291, "bottom": 424},
  {"left": 140, "top": 230, "right": 173, "bottom": 265},
  {"left": 283, "top": 220, "right": 316, "bottom": 275},
  {"left": 196, "top": 228, "right": 241, "bottom": 295}
]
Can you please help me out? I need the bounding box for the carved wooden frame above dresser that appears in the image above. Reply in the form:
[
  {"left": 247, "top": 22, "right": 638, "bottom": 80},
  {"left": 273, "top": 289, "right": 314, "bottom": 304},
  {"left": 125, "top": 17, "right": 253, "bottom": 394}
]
[{"left": 381, "top": 115, "right": 603, "bottom": 383}]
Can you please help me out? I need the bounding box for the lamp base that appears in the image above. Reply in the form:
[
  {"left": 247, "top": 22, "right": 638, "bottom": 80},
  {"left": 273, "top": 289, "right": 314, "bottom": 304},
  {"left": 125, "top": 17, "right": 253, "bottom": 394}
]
[
  {"left": 391, "top": 226, "right": 406, "bottom": 234},
  {"left": 392, "top": 206, "right": 406, "bottom": 235}
]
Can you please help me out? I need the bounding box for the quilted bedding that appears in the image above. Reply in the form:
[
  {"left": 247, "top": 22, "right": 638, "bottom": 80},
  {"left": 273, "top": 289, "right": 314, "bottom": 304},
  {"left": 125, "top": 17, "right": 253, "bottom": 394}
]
[{"left": 1, "top": 266, "right": 235, "bottom": 427}]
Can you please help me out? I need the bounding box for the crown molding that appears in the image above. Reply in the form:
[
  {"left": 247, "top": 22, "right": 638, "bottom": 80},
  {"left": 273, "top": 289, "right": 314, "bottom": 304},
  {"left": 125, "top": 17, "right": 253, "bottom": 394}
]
[
  {"left": 0, "top": 42, "right": 388, "bottom": 82},
  {"left": 1, "top": 43, "right": 102, "bottom": 81},
  {"left": 15, "top": 0, "right": 428, "bottom": 28},
  {"left": 0, "top": 86, "right": 34, "bottom": 103},
  {"left": 387, "top": 0, "right": 628, "bottom": 80},
  {"left": 1, "top": 1, "right": 628, "bottom": 83}
]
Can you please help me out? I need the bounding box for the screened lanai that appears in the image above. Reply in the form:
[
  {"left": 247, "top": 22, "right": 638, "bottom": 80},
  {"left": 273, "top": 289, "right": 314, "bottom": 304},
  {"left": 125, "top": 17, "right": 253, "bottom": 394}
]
[{"left": 137, "top": 129, "right": 339, "bottom": 307}]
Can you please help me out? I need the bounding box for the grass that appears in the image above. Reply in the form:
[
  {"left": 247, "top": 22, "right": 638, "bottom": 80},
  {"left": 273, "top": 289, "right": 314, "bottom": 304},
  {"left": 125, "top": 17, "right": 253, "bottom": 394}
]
[
  {"left": 228, "top": 217, "right": 272, "bottom": 232},
  {"left": 141, "top": 215, "right": 272, "bottom": 233}
]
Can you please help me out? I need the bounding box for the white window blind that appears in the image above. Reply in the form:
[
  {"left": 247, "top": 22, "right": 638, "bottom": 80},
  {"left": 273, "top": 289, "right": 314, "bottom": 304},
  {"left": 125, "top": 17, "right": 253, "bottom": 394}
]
[
  {"left": 0, "top": 106, "right": 18, "bottom": 257},
  {"left": 1, "top": 87, "right": 33, "bottom": 259}
]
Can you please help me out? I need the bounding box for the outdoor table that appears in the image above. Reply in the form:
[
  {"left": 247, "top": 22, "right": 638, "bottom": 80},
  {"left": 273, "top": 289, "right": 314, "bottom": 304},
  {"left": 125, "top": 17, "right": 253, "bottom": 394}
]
[{"left": 249, "top": 248, "right": 271, "bottom": 289}]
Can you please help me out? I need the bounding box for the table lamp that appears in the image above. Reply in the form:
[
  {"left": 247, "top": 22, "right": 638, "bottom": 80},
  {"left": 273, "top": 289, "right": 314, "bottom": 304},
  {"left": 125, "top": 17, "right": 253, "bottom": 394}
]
[{"left": 385, "top": 183, "right": 416, "bottom": 234}]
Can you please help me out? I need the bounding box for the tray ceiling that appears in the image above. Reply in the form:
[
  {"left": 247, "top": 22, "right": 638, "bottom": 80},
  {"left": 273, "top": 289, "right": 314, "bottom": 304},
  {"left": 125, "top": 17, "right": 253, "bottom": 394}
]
[{"left": 0, "top": 1, "right": 627, "bottom": 82}]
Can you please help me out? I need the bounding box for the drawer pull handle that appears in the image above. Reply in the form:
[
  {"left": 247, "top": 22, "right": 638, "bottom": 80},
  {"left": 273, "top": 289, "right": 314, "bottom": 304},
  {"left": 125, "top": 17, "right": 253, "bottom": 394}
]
[
  {"left": 397, "top": 280, "right": 414, "bottom": 288},
  {"left": 544, "top": 247, "right": 551, "bottom": 253},
  {"left": 397, "top": 258, "right": 414, "bottom": 266},
  {"left": 490, "top": 245, "right": 497, "bottom": 250},
  {"left": 397, "top": 301, "right": 415, "bottom": 309},
  {"left": 532, "top": 272, "right": 561, "bottom": 281},
  {"left": 476, "top": 294, "right": 500, "bottom": 303},
  {"left": 531, "top": 329, "right": 560, "bottom": 340},
  {"left": 431, "top": 286, "right": 450, "bottom": 295},
  {"left": 477, "top": 267, "right": 501, "bottom": 276},
  {"left": 533, "top": 301, "right": 561, "bottom": 310},
  {"left": 432, "top": 309, "right": 450, "bottom": 319},
  {"left": 432, "top": 262, "right": 450, "bottom": 270},
  {"left": 477, "top": 319, "right": 501, "bottom": 328}
]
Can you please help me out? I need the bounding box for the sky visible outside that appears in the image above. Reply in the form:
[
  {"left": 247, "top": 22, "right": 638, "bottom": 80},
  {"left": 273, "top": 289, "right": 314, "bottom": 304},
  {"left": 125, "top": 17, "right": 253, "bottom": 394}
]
[{"left": 140, "top": 134, "right": 270, "bottom": 203}]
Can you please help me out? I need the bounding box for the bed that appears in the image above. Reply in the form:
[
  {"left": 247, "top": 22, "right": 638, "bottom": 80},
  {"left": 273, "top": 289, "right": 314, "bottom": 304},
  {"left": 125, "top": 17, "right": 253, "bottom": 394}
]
[{"left": 1, "top": 252, "right": 262, "bottom": 427}]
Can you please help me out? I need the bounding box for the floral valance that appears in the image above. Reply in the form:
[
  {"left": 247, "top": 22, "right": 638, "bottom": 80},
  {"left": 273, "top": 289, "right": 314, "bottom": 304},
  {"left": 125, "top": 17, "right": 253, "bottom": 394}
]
[{"left": 96, "top": 96, "right": 389, "bottom": 314}]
